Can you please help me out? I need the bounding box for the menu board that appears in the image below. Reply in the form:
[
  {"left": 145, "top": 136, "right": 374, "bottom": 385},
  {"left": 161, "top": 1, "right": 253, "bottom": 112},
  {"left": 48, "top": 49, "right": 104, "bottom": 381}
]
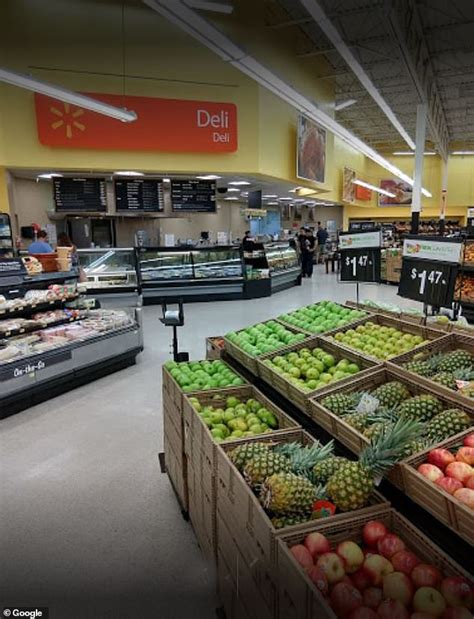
[
  {"left": 115, "top": 179, "right": 164, "bottom": 212},
  {"left": 171, "top": 180, "right": 216, "bottom": 213},
  {"left": 54, "top": 178, "right": 107, "bottom": 212}
]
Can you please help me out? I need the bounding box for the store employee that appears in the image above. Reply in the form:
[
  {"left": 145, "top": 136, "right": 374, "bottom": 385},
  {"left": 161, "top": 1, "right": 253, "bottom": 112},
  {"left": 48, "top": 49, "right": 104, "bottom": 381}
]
[{"left": 28, "top": 230, "right": 54, "bottom": 254}]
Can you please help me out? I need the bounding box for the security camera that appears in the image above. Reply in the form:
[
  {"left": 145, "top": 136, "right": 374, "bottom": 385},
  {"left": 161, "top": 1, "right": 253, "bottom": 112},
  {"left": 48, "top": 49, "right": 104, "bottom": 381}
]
[{"left": 217, "top": 187, "right": 228, "bottom": 194}]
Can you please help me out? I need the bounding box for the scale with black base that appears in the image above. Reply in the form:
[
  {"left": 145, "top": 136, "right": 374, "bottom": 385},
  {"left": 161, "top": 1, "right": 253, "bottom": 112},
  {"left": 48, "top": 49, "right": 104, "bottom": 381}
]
[{"left": 160, "top": 300, "right": 189, "bottom": 362}]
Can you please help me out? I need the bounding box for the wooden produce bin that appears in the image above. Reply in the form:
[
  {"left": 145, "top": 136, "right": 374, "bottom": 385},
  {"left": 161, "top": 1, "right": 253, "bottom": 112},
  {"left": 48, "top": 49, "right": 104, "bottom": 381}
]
[
  {"left": 401, "top": 429, "right": 474, "bottom": 545},
  {"left": 387, "top": 332, "right": 474, "bottom": 410},
  {"left": 309, "top": 368, "right": 474, "bottom": 490},
  {"left": 182, "top": 385, "right": 301, "bottom": 562},
  {"left": 216, "top": 430, "right": 390, "bottom": 617},
  {"left": 257, "top": 337, "right": 381, "bottom": 413},
  {"left": 217, "top": 547, "right": 254, "bottom": 619},
  {"left": 344, "top": 299, "right": 426, "bottom": 326},
  {"left": 223, "top": 320, "right": 312, "bottom": 375},
  {"left": 206, "top": 336, "right": 225, "bottom": 360},
  {"left": 276, "top": 508, "right": 471, "bottom": 619},
  {"left": 322, "top": 313, "right": 447, "bottom": 364},
  {"left": 275, "top": 302, "right": 368, "bottom": 337}
]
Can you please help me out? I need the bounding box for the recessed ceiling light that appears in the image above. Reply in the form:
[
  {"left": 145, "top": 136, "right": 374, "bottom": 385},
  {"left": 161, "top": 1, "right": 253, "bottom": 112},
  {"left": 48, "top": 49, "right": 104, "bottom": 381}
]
[
  {"left": 224, "top": 196, "right": 239, "bottom": 200},
  {"left": 227, "top": 188, "right": 240, "bottom": 192},
  {"left": 263, "top": 194, "right": 278, "bottom": 198},
  {"left": 196, "top": 174, "right": 221, "bottom": 180},
  {"left": 162, "top": 178, "right": 171, "bottom": 182},
  {"left": 229, "top": 180, "right": 251, "bottom": 186},
  {"left": 37, "top": 173, "right": 63, "bottom": 180},
  {"left": 114, "top": 171, "right": 145, "bottom": 176}
]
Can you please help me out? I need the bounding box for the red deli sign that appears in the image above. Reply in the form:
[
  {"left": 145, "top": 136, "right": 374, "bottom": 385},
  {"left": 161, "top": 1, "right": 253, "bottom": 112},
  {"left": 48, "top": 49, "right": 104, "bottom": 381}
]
[{"left": 35, "top": 93, "right": 238, "bottom": 153}]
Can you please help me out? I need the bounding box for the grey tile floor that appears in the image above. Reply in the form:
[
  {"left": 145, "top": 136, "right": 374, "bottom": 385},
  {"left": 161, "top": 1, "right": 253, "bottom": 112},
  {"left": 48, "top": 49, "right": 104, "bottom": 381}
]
[{"left": 0, "top": 268, "right": 417, "bottom": 618}]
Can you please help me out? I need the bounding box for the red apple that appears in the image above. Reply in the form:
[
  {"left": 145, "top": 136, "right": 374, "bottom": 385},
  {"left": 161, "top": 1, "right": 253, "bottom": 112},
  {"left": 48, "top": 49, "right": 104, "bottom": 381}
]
[
  {"left": 377, "top": 599, "right": 410, "bottom": 619},
  {"left": 330, "top": 582, "right": 363, "bottom": 617},
  {"left": 413, "top": 587, "right": 447, "bottom": 617},
  {"left": 418, "top": 464, "right": 444, "bottom": 482},
  {"left": 306, "top": 565, "right": 328, "bottom": 596},
  {"left": 290, "top": 544, "right": 313, "bottom": 570},
  {"left": 435, "top": 476, "right": 464, "bottom": 495},
  {"left": 454, "top": 487, "right": 474, "bottom": 509},
  {"left": 377, "top": 533, "right": 406, "bottom": 558},
  {"left": 347, "top": 607, "right": 378, "bottom": 619},
  {"left": 428, "top": 449, "right": 455, "bottom": 470},
  {"left": 463, "top": 434, "right": 474, "bottom": 448},
  {"left": 363, "top": 554, "right": 394, "bottom": 586},
  {"left": 362, "top": 520, "right": 388, "bottom": 547},
  {"left": 392, "top": 550, "right": 420, "bottom": 575},
  {"left": 442, "top": 608, "right": 474, "bottom": 619},
  {"left": 316, "top": 552, "right": 346, "bottom": 584},
  {"left": 411, "top": 564, "right": 442, "bottom": 589},
  {"left": 383, "top": 571, "right": 415, "bottom": 606},
  {"left": 304, "top": 532, "right": 331, "bottom": 559},
  {"left": 337, "top": 541, "right": 364, "bottom": 573},
  {"left": 446, "top": 462, "right": 473, "bottom": 484},
  {"left": 441, "top": 576, "right": 474, "bottom": 610},
  {"left": 363, "top": 587, "right": 383, "bottom": 609},
  {"left": 456, "top": 447, "right": 474, "bottom": 466},
  {"left": 352, "top": 568, "right": 372, "bottom": 591},
  {"left": 466, "top": 476, "right": 474, "bottom": 490}
]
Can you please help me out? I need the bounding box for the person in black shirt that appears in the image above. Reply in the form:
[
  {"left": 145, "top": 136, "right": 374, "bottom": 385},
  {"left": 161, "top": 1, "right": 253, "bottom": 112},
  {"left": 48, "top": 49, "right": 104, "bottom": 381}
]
[
  {"left": 316, "top": 222, "right": 329, "bottom": 263},
  {"left": 300, "top": 227, "right": 316, "bottom": 277}
]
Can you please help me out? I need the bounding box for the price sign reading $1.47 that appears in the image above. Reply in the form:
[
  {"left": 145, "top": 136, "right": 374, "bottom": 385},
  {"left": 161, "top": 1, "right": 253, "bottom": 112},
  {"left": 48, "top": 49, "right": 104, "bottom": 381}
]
[{"left": 399, "top": 259, "right": 457, "bottom": 307}]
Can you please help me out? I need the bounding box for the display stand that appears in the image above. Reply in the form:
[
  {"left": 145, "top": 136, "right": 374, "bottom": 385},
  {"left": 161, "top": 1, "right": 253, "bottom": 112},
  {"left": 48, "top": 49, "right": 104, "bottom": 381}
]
[{"left": 338, "top": 229, "right": 382, "bottom": 305}]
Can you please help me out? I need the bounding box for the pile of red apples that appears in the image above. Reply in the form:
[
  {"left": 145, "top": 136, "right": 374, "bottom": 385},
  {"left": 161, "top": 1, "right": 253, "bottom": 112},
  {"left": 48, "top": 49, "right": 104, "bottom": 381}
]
[
  {"left": 289, "top": 520, "right": 473, "bottom": 619},
  {"left": 417, "top": 434, "right": 474, "bottom": 510}
]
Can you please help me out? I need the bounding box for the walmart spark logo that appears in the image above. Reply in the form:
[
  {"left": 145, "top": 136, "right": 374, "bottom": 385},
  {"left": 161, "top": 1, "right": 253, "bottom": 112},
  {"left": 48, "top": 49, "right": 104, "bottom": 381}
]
[{"left": 50, "top": 103, "right": 85, "bottom": 139}]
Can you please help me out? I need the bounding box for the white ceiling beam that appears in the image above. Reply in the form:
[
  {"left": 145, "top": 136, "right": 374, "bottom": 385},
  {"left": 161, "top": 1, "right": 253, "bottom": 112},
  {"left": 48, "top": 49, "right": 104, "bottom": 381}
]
[
  {"left": 184, "top": 0, "right": 234, "bottom": 13},
  {"left": 298, "top": 0, "right": 416, "bottom": 150}
]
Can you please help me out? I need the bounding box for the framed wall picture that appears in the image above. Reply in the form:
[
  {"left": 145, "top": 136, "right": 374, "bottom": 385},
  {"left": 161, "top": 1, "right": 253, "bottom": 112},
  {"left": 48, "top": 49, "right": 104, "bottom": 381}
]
[
  {"left": 307, "top": 206, "right": 315, "bottom": 222},
  {"left": 342, "top": 167, "right": 356, "bottom": 203},
  {"left": 379, "top": 179, "right": 413, "bottom": 206},
  {"left": 294, "top": 204, "right": 303, "bottom": 220},
  {"left": 282, "top": 204, "right": 291, "bottom": 221},
  {"left": 297, "top": 115, "right": 326, "bottom": 184}
]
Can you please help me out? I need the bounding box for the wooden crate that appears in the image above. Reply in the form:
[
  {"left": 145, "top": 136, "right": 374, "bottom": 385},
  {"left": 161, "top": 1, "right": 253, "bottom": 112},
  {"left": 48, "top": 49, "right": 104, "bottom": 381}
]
[
  {"left": 344, "top": 299, "right": 427, "bottom": 325},
  {"left": 164, "top": 440, "right": 188, "bottom": 512},
  {"left": 309, "top": 367, "right": 474, "bottom": 490},
  {"left": 276, "top": 508, "right": 471, "bottom": 619},
  {"left": 206, "top": 336, "right": 225, "bottom": 360},
  {"left": 276, "top": 302, "right": 368, "bottom": 337},
  {"left": 401, "top": 429, "right": 474, "bottom": 545},
  {"left": 387, "top": 332, "right": 474, "bottom": 411},
  {"left": 216, "top": 430, "right": 390, "bottom": 574},
  {"left": 256, "top": 336, "right": 381, "bottom": 413},
  {"left": 223, "top": 320, "right": 312, "bottom": 375},
  {"left": 320, "top": 312, "right": 447, "bottom": 364}
]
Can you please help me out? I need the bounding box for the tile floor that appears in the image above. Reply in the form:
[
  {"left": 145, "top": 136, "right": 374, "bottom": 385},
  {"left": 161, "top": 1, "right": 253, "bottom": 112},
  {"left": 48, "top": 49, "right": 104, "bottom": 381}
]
[{"left": 0, "top": 268, "right": 418, "bottom": 618}]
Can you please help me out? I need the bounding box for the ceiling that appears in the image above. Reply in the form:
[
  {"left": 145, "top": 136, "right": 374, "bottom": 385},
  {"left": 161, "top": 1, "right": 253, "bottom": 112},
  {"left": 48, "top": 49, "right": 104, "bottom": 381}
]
[{"left": 265, "top": 0, "right": 474, "bottom": 152}]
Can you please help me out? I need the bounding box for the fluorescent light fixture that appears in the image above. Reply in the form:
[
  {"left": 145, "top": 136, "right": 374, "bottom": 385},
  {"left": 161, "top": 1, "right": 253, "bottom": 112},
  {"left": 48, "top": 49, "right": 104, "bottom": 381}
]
[
  {"left": 305, "top": 201, "right": 316, "bottom": 206},
  {"left": 263, "top": 194, "right": 278, "bottom": 198},
  {"left": 184, "top": 0, "right": 234, "bottom": 13},
  {"left": 162, "top": 177, "right": 171, "bottom": 182},
  {"left": 114, "top": 171, "right": 145, "bottom": 176},
  {"left": 293, "top": 199, "right": 306, "bottom": 203},
  {"left": 227, "top": 188, "right": 240, "bottom": 192},
  {"left": 229, "top": 180, "right": 251, "bottom": 186},
  {"left": 451, "top": 151, "right": 474, "bottom": 155},
  {"left": 37, "top": 173, "right": 63, "bottom": 180},
  {"left": 352, "top": 179, "right": 396, "bottom": 198},
  {"left": 289, "top": 187, "right": 303, "bottom": 193},
  {"left": 393, "top": 151, "right": 436, "bottom": 156},
  {"left": 0, "top": 67, "right": 137, "bottom": 122},
  {"left": 224, "top": 196, "right": 239, "bottom": 200},
  {"left": 267, "top": 201, "right": 279, "bottom": 205},
  {"left": 335, "top": 99, "right": 357, "bottom": 111},
  {"left": 279, "top": 197, "right": 294, "bottom": 201},
  {"left": 241, "top": 192, "right": 249, "bottom": 196},
  {"left": 196, "top": 174, "right": 221, "bottom": 180}
]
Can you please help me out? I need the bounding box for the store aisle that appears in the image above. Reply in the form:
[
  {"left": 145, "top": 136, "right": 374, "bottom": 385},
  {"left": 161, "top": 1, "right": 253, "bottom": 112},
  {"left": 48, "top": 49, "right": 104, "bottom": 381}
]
[{"left": 0, "top": 270, "right": 416, "bottom": 618}]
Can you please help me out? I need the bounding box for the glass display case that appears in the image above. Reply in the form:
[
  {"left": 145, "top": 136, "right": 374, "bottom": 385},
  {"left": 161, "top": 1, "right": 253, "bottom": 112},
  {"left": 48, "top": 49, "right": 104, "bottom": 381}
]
[
  {"left": 137, "top": 249, "right": 193, "bottom": 281},
  {"left": 77, "top": 248, "right": 138, "bottom": 293},
  {"left": 192, "top": 249, "right": 242, "bottom": 279},
  {"left": 265, "top": 242, "right": 299, "bottom": 272},
  {"left": 0, "top": 213, "right": 14, "bottom": 256}
]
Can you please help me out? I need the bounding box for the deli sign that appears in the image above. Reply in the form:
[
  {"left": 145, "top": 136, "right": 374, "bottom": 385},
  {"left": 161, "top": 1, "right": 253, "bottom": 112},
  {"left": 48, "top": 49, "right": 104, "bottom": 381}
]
[{"left": 35, "top": 93, "right": 237, "bottom": 152}]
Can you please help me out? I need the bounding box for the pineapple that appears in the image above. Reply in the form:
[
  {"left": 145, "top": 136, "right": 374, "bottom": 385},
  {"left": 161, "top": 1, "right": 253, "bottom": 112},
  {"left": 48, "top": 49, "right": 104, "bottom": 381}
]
[
  {"left": 372, "top": 381, "right": 410, "bottom": 408},
  {"left": 275, "top": 441, "right": 335, "bottom": 477},
  {"left": 425, "top": 409, "right": 471, "bottom": 443},
  {"left": 437, "top": 350, "right": 473, "bottom": 373},
  {"left": 312, "top": 456, "right": 350, "bottom": 484},
  {"left": 229, "top": 442, "right": 272, "bottom": 471},
  {"left": 326, "top": 419, "right": 423, "bottom": 511},
  {"left": 402, "top": 438, "right": 432, "bottom": 458},
  {"left": 404, "top": 359, "right": 434, "bottom": 377},
  {"left": 397, "top": 394, "right": 443, "bottom": 422},
  {"left": 243, "top": 451, "right": 291, "bottom": 488},
  {"left": 343, "top": 412, "right": 371, "bottom": 432},
  {"left": 432, "top": 372, "right": 457, "bottom": 390},
  {"left": 363, "top": 422, "right": 393, "bottom": 441},
  {"left": 320, "top": 392, "right": 361, "bottom": 415},
  {"left": 260, "top": 472, "right": 317, "bottom": 515},
  {"left": 271, "top": 514, "right": 311, "bottom": 529}
]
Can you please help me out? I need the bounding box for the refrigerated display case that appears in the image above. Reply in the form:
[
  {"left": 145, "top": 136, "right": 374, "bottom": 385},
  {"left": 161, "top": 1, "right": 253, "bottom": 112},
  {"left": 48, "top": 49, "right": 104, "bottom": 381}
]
[
  {"left": 264, "top": 241, "right": 301, "bottom": 291},
  {"left": 0, "top": 213, "right": 14, "bottom": 256}
]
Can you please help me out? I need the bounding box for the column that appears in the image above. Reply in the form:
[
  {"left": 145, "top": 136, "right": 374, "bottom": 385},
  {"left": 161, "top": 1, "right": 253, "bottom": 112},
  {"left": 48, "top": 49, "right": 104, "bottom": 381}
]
[
  {"left": 439, "top": 157, "right": 448, "bottom": 236},
  {"left": 411, "top": 104, "right": 428, "bottom": 234}
]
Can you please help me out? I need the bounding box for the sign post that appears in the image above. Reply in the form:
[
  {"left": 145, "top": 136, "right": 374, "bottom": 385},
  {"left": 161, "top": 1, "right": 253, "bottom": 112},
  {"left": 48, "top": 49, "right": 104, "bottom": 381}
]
[{"left": 339, "top": 230, "right": 382, "bottom": 304}]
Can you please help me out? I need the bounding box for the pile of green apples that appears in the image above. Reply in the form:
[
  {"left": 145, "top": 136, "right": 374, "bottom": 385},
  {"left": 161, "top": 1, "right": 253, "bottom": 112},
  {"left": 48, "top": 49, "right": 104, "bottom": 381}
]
[
  {"left": 263, "top": 346, "right": 361, "bottom": 392},
  {"left": 226, "top": 320, "right": 306, "bottom": 357},
  {"left": 188, "top": 394, "right": 279, "bottom": 442},
  {"left": 165, "top": 359, "right": 245, "bottom": 392},
  {"left": 279, "top": 301, "right": 366, "bottom": 334},
  {"left": 329, "top": 321, "right": 427, "bottom": 360}
]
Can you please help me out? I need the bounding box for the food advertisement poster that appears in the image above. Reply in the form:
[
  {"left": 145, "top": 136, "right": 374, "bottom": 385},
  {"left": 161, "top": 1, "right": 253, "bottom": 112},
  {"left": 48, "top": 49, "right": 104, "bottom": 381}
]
[
  {"left": 379, "top": 179, "right": 412, "bottom": 206},
  {"left": 342, "top": 167, "right": 356, "bottom": 203},
  {"left": 402, "top": 238, "right": 463, "bottom": 263},
  {"left": 297, "top": 115, "right": 326, "bottom": 184},
  {"left": 293, "top": 204, "right": 303, "bottom": 220}
]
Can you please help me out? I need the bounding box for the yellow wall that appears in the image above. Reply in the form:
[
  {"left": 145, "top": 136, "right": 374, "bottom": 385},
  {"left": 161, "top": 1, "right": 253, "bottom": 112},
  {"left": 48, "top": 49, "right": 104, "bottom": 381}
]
[{"left": 0, "top": 168, "right": 10, "bottom": 214}]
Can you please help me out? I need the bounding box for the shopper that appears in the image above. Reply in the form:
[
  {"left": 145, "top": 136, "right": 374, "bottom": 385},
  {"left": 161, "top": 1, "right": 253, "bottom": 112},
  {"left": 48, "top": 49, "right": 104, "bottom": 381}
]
[
  {"left": 242, "top": 230, "right": 254, "bottom": 251},
  {"left": 316, "top": 222, "right": 329, "bottom": 263},
  {"left": 304, "top": 227, "right": 316, "bottom": 277},
  {"left": 28, "top": 230, "right": 53, "bottom": 254},
  {"left": 57, "top": 232, "right": 79, "bottom": 268}
]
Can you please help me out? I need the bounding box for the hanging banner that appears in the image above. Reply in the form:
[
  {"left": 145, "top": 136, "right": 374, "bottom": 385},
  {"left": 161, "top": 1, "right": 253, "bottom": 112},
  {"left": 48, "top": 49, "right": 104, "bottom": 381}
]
[
  {"left": 342, "top": 167, "right": 356, "bottom": 203},
  {"left": 297, "top": 115, "right": 326, "bottom": 184}
]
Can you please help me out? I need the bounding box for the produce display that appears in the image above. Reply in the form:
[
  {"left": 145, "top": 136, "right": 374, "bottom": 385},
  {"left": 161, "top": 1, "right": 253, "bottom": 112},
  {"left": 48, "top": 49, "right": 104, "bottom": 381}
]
[
  {"left": 278, "top": 301, "right": 366, "bottom": 334},
  {"left": 187, "top": 394, "right": 279, "bottom": 442},
  {"left": 165, "top": 359, "right": 245, "bottom": 392},
  {"left": 416, "top": 433, "right": 474, "bottom": 510},
  {"left": 262, "top": 346, "right": 362, "bottom": 392},
  {"left": 359, "top": 299, "right": 423, "bottom": 317},
  {"left": 225, "top": 320, "right": 307, "bottom": 357},
  {"left": 402, "top": 349, "right": 474, "bottom": 398},
  {"left": 464, "top": 241, "right": 474, "bottom": 264},
  {"left": 288, "top": 521, "right": 473, "bottom": 619},
  {"left": 321, "top": 381, "right": 472, "bottom": 455},
  {"left": 328, "top": 321, "right": 428, "bottom": 360},
  {"left": 228, "top": 419, "right": 421, "bottom": 527},
  {"left": 455, "top": 274, "right": 474, "bottom": 303}
]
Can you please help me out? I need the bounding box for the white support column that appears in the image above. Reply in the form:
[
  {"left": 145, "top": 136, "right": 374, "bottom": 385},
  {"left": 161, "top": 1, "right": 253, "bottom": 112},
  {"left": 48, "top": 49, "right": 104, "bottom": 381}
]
[
  {"left": 439, "top": 157, "right": 448, "bottom": 234},
  {"left": 411, "top": 103, "right": 428, "bottom": 233}
]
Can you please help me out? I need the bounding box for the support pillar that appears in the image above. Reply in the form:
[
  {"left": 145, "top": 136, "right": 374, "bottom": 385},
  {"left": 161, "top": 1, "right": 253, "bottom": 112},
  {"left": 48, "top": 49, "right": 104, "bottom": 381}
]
[
  {"left": 411, "top": 104, "right": 428, "bottom": 235},
  {"left": 0, "top": 167, "right": 10, "bottom": 215},
  {"left": 439, "top": 157, "right": 448, "bottom": 236}
]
